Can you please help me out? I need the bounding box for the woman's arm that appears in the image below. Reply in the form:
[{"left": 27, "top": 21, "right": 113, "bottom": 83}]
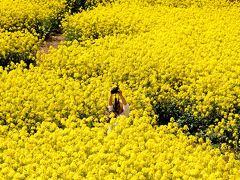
[
  {"left": 118, "top": 90, "right": 127, "bottom": 105},
  {"left": 108, "top": 92, "right": 113, "bottom": 106}
]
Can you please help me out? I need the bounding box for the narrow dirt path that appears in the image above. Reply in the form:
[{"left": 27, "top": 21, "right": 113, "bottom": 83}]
[{"left": 39, "top": 33, "right": 64, "bottom": 54}]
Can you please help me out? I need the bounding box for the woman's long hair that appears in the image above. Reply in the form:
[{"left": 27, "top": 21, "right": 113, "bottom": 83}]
[{"left": 113, "top": 95, "right": 120, "bottom": 116}]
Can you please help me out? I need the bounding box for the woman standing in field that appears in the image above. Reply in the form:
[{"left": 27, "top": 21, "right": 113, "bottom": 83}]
[{"left": 105, "top": 87, "right": 130, "bottom": 117}]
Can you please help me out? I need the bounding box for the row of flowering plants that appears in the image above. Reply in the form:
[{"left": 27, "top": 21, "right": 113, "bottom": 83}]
[
  {"left": 0, "top": 0, "right": 66, "bottom": 67},
  {"left": 0, "top": 0, "right": 105, "bottom": 67}
]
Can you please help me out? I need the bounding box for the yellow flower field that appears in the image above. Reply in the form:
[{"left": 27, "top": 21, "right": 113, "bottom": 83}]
[{"left": 0, "top": 0, "right": 240, "bottom": 178}]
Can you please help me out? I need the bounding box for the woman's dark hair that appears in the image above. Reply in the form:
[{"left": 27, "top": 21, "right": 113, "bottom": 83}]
[{"left": 113, "top": 96, "right": 120, "bottom": 114}]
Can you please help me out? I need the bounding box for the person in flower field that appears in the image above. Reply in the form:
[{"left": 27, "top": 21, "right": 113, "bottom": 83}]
[{"left": 106, "top": 86, "right": 130, "bottom": 117}]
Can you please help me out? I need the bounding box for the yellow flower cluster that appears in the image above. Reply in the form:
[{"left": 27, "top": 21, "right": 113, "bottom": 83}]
[
  {"left": 62, "top": 0, "right": 238, "bottom": 40},
  {"left": 0, "top": 120, "right": 239, "bottom": 179},
  {"left": 0, "top": 30, "right": 39, "bottom": 66},
  {"left": 62, "top": 2, "right": 163, "bottom": 41},
  {"left": 0, "top": 0, "right": 67, "bottom": 37}
]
